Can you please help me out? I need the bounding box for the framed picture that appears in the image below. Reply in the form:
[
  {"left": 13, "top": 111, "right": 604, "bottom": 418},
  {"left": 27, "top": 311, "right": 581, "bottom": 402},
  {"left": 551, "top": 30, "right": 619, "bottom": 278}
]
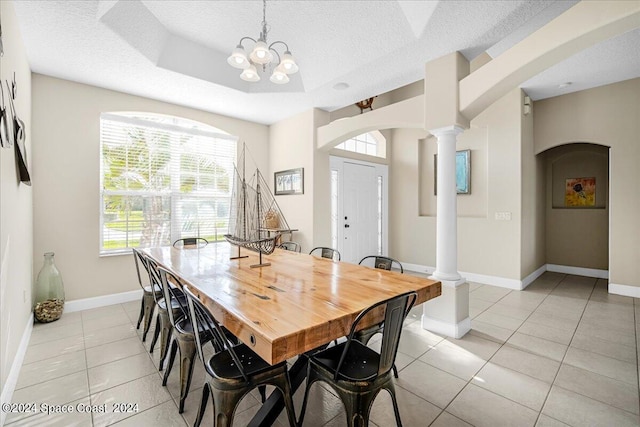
[
  {"left": 434, "top": 149, "right": 471, "bottom": 195},
  {"left": 565, "top": 177, "right": 595, "bottom": 207},
  {"left": 274, "top": 168, "right": 304, "bottom": 195}
]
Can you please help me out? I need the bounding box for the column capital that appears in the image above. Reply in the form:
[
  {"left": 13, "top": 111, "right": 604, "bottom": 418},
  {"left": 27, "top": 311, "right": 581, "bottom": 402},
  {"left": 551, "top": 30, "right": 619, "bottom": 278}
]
[{"left": 429, "top": 125, "right": 465, "bottom": 138}]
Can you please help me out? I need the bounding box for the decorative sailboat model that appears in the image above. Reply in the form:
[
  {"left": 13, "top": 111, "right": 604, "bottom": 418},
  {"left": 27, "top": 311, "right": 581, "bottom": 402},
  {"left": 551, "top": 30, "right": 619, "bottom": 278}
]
[{"left": 225, "top": 144, "right": 291, "bottom": 268}]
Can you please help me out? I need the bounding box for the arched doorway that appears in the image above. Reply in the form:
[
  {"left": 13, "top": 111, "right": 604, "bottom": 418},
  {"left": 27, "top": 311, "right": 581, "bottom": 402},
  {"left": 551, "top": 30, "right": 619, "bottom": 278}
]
[{"left": 540, "top": 142, "right": 609, "bottom": 275}]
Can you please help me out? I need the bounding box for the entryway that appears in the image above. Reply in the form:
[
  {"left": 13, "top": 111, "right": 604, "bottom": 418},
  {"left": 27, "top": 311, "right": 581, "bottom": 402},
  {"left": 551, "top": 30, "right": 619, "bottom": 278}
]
[{"left": 330, "top": 156, "right": 388, "bottom": 264}]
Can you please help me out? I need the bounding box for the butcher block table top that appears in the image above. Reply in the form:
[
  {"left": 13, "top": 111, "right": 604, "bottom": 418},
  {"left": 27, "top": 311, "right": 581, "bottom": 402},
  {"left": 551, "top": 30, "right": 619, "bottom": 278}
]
[{"left": 143, "top": 243, "right": 441, "bottom": 365}]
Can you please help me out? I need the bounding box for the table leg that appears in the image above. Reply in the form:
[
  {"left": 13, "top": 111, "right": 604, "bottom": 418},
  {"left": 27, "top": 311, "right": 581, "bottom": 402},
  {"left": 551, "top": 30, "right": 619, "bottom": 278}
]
[{"left": 247, "top": 354, "right": 309, "bottom": 427}]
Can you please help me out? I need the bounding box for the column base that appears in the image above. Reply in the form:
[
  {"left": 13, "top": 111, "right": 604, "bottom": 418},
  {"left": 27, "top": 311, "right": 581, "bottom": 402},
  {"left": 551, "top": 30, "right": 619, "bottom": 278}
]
[
  {"left": 422, "top": 315, "right": 471, "bottom": 339},
  {"left": 429, "top": 274, "right": 466, "bottom": 287}
]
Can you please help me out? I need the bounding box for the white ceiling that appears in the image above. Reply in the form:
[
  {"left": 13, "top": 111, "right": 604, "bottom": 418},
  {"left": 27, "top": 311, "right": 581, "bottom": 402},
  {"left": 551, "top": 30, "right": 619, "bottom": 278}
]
[{"left": 10, "top": 0, "right": 640, "bottom": 125}]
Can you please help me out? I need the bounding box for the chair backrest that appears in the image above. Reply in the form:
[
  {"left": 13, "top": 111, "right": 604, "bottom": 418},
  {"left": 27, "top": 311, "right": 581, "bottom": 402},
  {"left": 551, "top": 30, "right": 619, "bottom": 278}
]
[
  {"left": 358, "top": 255, "right": 404, "bottom": 273},
  {"left": 309, "top": 247, "right": 341, "bottom": 261},
  {"left": 337, "top": 291, "right": 416, "bottom": 380},
  {"left": 132, "top": 248, "right": 150, "bottom": 290},
  {"left": 145, "top": 257, "right": 164, "bottom": 304},
  {"left": 183, "top": 285, "right": 250, "bottom": 382},
  {"left": 156, "top": 266, "right": 188, "bottom": 326},
  {"left": 278, "top": 241, "right": 301, "bottom": 253},
  {"left": 173, "top": 237, "right": 208, "bottom": 249}
]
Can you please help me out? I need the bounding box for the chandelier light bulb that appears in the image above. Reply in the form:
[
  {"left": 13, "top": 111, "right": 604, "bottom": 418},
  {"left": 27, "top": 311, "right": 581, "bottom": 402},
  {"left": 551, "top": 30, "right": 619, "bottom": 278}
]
[
  {"left": 227, "top": 45, "right": 249, "bottom": 69},
  {"left": 250, "top": 40, "right": 273, "bottom": 65},
  {"left": 270, "top": 64, "right": 290, "bottom": 84},
  {"left": 240, "top": 64, "right": 260, "bottom": 82},
  {"left": 280, "top": 51, "right": 298, "bottom": 74}
]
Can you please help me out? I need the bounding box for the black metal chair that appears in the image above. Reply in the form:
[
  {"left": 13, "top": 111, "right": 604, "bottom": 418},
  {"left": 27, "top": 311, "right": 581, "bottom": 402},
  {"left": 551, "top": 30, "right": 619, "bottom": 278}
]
[
  {"left": 157, "top": 265, "right": 215, "bottom": 413},
  {"left": 183, "top": 285, "right": 298, "bottom": 427},
  {"left": 131, "top": 248, "right": 162, "bottom": 342},
  {"left": 173, "top": 237, "right": 209, "bottom": 249},
  {"left": 278, "top": 241, "right": 301, "bottom": 253},
  {"left": 298, "top": 291, "right": 417, "bottom": 427},
  {"left": 309, "top": 247, "right": 341, "bottom": 261},
  {"left": 358, "top": 255, "right": 404, "bottom": 273},
  {"left": 148, "top": 258, "right": 187, "bottom": 372},
  {"left": 356, "top": 255, "right": 405, "bottom": 378}
]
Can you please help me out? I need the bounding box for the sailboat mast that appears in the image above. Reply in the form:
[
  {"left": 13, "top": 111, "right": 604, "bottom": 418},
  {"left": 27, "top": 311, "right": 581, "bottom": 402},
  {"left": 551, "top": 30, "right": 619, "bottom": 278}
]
[
  {"left": 256, "top": 174, "right": 261, "bottom": 240},
  {"left": 242, "top": 146, "right": 247, "bottom": 240}
]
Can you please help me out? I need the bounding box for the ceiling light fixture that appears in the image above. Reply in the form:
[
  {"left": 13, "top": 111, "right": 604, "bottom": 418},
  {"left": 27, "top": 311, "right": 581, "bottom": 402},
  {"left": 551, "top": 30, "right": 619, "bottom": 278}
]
[{"left": 227, "top": 0, "right": 298, "bottom": 84}]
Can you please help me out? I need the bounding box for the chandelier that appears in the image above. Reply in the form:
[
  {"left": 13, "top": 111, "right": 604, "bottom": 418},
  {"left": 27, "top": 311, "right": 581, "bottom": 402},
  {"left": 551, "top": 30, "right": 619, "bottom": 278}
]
[{"left": 227, "top": 0, "right": 299, "bottom": 84}]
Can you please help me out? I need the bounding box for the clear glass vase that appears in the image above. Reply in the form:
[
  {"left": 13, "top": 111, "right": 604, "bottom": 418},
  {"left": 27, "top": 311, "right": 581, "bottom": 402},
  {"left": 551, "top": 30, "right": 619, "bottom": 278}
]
[{"left": 34, "top": 252, "right": 65, "bottom": 323}]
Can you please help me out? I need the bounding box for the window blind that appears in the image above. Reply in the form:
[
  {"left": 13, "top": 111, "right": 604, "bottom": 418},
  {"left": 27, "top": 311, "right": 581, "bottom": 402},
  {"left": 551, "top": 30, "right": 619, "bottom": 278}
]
[{"left": 100, "top": 113, "right": 237, "bottom": 254}]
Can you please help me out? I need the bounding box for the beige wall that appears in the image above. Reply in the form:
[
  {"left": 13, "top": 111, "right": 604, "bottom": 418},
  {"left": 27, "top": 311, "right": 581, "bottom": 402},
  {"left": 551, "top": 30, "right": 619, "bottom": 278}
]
[
  {"left": 268, "top": 110, "right": 315, "bottom": 252},
  {"left": 31, "top": 75, "right": 269, "bottom": 301},
  {"left": 0, "top": 0, "right": 33, "bottom": 399},
  {"left": 520, "top": 91, "right": 545, "bottom": 277},
  {"left": 391, "top": 89, "right": 528, "bottom": 280},
  {"left": 268, "top": 108, "right": 332, "bottom": 252},
  {"left": 534, "top": 79, "right": 639, "bottom": 288}
]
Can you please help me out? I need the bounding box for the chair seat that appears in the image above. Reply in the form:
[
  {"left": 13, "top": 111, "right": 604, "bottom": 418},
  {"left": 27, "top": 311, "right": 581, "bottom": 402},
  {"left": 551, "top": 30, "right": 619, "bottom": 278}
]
[
  {"left": 143, "top": 284, "right": 162, "bottom": 294},
  {"left": 312, "top": 340, "right": 380, "bottom": 382},
  {"left": 207, "top": 343, "right": 284, "bottom": 380},
  {"left": 158, "top": 294, "right": 187, "bottom": 311}
]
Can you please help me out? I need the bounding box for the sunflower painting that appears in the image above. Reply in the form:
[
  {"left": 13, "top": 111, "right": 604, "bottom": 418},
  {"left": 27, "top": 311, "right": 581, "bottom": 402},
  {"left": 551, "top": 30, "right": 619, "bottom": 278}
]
[{"left": 565, "top": 177, "right": 596, "bottom": 207}]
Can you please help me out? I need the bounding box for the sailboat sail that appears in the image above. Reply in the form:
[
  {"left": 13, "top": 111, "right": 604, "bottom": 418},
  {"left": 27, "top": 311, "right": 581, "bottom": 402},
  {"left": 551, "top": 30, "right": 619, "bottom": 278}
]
[{"left": 225, "top": 145, "right": 290, "bottom": 255}]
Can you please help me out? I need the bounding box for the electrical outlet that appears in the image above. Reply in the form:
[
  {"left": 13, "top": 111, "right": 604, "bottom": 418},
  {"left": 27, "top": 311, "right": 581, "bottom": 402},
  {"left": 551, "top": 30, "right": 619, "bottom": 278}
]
[{"left": 494, "top": 212, "right": 512, "bottom": 221}]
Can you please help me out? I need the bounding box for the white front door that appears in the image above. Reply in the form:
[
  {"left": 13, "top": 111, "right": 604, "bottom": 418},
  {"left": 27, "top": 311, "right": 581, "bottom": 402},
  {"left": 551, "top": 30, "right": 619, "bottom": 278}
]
[{"left": 331, "top": 157, "right": 388, "bottom": 264}]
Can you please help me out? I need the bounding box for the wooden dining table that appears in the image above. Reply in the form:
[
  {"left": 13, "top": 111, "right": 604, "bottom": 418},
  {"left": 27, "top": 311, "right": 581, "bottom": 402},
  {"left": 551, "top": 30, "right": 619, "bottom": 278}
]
[{"left": 143, "top": 242, "right": 441, "bottom": 425}]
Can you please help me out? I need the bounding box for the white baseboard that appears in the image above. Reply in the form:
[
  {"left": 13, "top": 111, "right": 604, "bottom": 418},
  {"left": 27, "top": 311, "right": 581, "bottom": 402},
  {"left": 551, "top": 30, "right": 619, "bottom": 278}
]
[
  {"left": 64, "top": 289, "right": 142, "bottom": 313},
  {"left": 402, "top": 261, "right": 527, "bottom": 290},
  {"left": 461, "top": 271, "right": 523, "bottom": 290},
  {"left": 402, "top": 261, "right": 608, "bottom": 291},
  {"left": 0, "top": 313, "right": 34, "bottom": 427},
  {"left": 521, "top": 265, "right": 548, "bottom": 290},
  {"left": 422, "top": 315, "right": 471, "bottom": 339},
  {"left": 402, "top": 262, "right": 433, "bottom": 275},
  {"left": 608, "top": 283, "right": 640, "bottom": 298},
  {"left": 546, "top": 264, "right": 608, "bottom": 279}
]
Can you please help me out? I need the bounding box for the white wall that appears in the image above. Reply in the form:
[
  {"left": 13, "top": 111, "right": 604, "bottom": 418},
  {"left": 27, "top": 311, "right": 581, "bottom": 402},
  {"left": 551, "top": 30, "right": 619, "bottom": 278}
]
[
  {"left": 0, "top": 0, "right": 33, "bottom": 406},
  {"left": 31, "top": 75, "right": 269, "bottom": 301},
  {"left": 534, "top": 79, "right": 640, "bottom": 288}
]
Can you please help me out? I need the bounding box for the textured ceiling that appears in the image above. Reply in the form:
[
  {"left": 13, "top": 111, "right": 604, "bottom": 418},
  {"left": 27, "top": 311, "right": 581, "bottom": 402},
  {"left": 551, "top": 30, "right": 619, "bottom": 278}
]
[{"left": 10, "top": 0, "right": 640, "bottom": 124}]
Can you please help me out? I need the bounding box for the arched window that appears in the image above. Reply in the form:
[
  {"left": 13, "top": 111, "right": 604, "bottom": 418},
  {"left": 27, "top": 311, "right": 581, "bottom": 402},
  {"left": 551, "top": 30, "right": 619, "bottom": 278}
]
[
  {"left": 335, "top": 131, "right": 386, "bottom": 158},
  {"left": 100, "top": 112, "right": 237, "bottom": 254}
]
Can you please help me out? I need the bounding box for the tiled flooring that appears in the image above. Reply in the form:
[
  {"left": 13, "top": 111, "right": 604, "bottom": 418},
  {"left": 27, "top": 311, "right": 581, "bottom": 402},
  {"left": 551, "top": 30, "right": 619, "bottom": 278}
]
[{"left": 5, "top": 272, "right": 640, "bottom": 426}]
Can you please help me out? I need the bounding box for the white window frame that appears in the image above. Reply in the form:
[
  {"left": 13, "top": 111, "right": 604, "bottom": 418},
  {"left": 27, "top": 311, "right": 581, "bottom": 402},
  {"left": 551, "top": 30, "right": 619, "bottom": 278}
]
[
  {"left": 335, "top": 131, "right": 386, "bottom": 158},
  {"left": 99, "top": 112, "right": 238, "bottom": 255}
]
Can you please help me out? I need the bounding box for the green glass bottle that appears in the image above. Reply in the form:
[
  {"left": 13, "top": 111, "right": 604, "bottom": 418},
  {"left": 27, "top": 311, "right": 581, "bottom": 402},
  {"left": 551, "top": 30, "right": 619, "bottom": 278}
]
[{"left": 34, "top": 252, "right": 65, "bottom": 322}]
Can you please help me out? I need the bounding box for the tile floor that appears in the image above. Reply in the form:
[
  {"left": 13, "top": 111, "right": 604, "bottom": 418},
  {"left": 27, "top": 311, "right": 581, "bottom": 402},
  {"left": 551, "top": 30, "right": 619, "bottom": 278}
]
[{"left": 5, "top": 272, "right": 640, "bottom": 426}]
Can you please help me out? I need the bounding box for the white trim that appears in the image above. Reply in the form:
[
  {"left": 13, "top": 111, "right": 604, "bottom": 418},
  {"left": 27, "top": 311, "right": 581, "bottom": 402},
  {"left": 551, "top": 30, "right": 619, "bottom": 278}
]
[
  {"left": 0, "top": 314, "right": 34, "bottom": 427},
  {"left": 401, "top": 262, "right": 584, "bottom": 291},
  {"left": 421, "top": 315, "right": 471, "bottom": 339},
  {"left": 401, "top": 262, "right": 433, "bottom": 275},
  {"left": 521, "top": 265, "right": 547, "bottom": 289},
  {"left": 608, "top": 283, "right": 640, "bottom": 298},
  {"left": 546, "top": 264, "right": 608, "bottom": 279},
  {"left": 64, "top": 289, "right": 142, "bottom": 313},
  {"left": 462, "top": 271, "right": 523, "bottom": 290}
]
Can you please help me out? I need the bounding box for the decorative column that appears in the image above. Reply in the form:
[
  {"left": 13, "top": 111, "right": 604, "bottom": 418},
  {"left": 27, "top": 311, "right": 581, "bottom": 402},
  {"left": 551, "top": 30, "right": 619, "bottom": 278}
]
[{"left": 422, "top": 125, "right": 471, "bottom": 338}]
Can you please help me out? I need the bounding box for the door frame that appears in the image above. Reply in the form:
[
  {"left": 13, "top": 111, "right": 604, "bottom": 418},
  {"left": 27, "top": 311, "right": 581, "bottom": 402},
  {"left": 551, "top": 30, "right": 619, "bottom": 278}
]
[{"left": 330, "top": 156, "right": 389, "bottom": 262}]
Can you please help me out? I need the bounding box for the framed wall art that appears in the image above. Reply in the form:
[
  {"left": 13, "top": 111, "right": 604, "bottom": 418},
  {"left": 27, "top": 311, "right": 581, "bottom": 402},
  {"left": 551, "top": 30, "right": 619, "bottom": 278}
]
[
  {"left": 565, "top": 177, "right": 595, "bottom": 207},
  {"left": 274, "top": 168, "right": 304, "bottom": 195},
  {"left": 434, "top": 149, "right": 471, "bottom": 195}
]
